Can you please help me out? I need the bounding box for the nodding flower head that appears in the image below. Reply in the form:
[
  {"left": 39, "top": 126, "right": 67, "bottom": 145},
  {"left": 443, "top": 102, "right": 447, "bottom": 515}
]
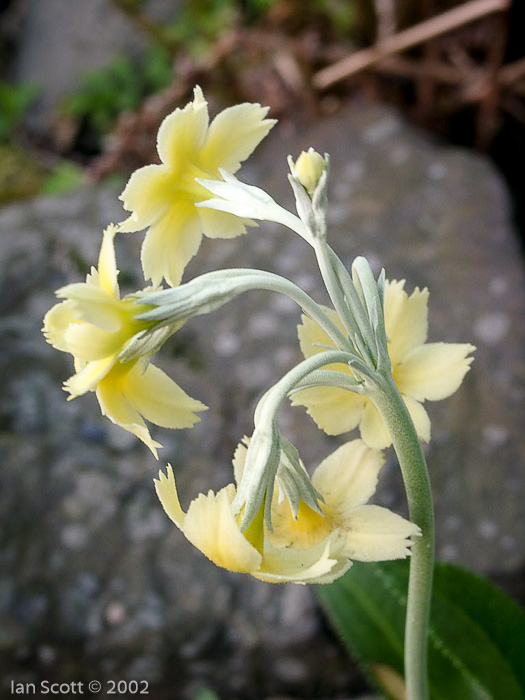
[
  {"left": 155, "top": 439, "right": 420, "bottom": 584},
  {"left": 42, "top": 225, "right": 206, "bottom": 456}
]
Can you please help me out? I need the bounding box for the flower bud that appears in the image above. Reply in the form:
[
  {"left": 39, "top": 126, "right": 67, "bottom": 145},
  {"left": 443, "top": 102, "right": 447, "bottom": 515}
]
[{"left": 293, "top": 148, "right": 327, "bottom": 196}]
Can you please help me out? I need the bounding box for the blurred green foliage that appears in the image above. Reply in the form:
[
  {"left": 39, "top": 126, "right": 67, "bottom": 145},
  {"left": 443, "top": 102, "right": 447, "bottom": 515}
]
[
  {"left": 314, "top": 0, "right": 357, "bottom": 35},
  {"left": 0, "top": 80, "right": 39, "bottom": 142},
  {"left": 40, "top": 161, "right": 86, "bottom": 196},
  {"left": 164, "top": 0, "right": 357, "bottom": 49},
  {"left": 113, "top": 0, "right": 358, "bottom": 57},
  {"left": 163, "top": 0, "right": 238, "bottom": 55},
  {"left": 0, "top": 144, "right": 43, "bottom": 204},
  {"left": 192, "top": 689, "right": 220, "bottom": 700},
  {"left": 63, "top": 45, "right": 173, "bottom": 136},
  {"left": 0, "top": 79, "right": 44, "bottom": 204}
]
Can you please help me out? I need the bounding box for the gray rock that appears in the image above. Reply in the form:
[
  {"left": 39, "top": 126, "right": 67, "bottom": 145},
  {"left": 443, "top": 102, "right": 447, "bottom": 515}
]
[{"left": 0, "top": 100, "right": 523, "bottom": 697}]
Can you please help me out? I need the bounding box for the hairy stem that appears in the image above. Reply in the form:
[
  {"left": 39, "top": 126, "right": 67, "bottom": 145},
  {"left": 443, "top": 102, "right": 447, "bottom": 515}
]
[{"left": 368, "top": 373, "right": 434, "bottom": 700}]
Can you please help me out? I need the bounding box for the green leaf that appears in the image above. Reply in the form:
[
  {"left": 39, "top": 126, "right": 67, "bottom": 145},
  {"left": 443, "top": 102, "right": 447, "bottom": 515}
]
[{"left": 316, "top": 560, "right": 525, "bottom": 700}]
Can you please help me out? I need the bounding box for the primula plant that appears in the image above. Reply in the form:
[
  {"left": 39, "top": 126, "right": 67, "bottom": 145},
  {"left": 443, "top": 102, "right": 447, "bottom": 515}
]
[{"left": 43, "top": 88, "right": 525, "bottom": 700}]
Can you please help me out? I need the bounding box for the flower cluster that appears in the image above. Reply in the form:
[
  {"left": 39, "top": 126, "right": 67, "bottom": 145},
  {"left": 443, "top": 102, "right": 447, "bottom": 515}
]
[{"left": 42, "top": 86, "right": 475, "bottom": 587}]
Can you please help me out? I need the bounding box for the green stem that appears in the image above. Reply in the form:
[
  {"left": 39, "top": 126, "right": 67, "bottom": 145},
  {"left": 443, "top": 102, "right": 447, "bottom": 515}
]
[
  {"left": 368, "top": 372, "right": 434, "bottom": 700},
  {"left": 235, "top": 349, "right": 359, "bottom": 527},
  {"left": 138, "top": 268, "right": 353, "bottom": 352}
]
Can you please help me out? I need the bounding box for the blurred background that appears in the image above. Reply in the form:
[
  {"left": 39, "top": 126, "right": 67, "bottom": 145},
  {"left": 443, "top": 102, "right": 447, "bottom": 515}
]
[{"left": 0, "top": 1, "right": 524, "bottom": 698}]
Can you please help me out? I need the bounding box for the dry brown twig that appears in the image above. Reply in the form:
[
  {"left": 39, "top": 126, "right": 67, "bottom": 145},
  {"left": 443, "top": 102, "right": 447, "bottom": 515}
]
[{"left": 313, "top": 0, "right": 511, "bottom": 89}]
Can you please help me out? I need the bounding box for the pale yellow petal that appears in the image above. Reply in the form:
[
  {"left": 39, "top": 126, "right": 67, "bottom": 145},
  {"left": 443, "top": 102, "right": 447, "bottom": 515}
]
[
  {"left": 385, "top": 281, "right": 429, "bottom": 364},
  {"left": 255, "top": 532, "right": 351, "bottom": 584},
  {"left": 85, "top": 266, "right": 99, "bottom": 286},
  {"left": 291, "top": 385, "right": 366, "bottom": 436},
  {"left": 183, "top": 485, "right": 262, "bottom": 573},
  {"left": 198, "top": 206, "right": 250, "bottom": 239},
  {"left": 359, "top": 399, "right": 392, "bottom": 449},
  {"left": 57, "top": 283, "right": 122, "bottom": 331},
  {"left": 118, "top": 164, "right": 174, "bottom": 232},
  {"left": 64, "top": 355, "right": 117, "bottom": 397},
  {"left": 403, "top": 395, "right": 431, "bottom": 443},
  {"left": 297, "top": 310, "right": 344, "bottom": 360},
  {"left": 96, "top": 366, "right": 145, "bottom": 426},
  {"left": 140, "top": 201, "right": 203, "bottom": 287},
  {"left": 232, "top": 439, "right": 249, "bottom": 485},
  {"left": 123, "top": 362, "right": 207, "bottom": 430},
  {"left": 97, "top": 224, "right": 119, "bottom": 298},
  {"left": 396, "top": 342, "right": 475, "bottom": 401},
  {"left": 64, "top": 323, "right": 124, "bottom": 361},
  {"left": 154, "top": 464, "right": 186, "bottom": 530},
  {"left": 42, "top": 300, "right": 77, "bottom": 352},
  {"left": 156, "top": 86, "right": 209, "bottom": 168},
  {"left": 312, "top": 440, "right": 385, "bottom": 512},
  {"left": 302, "top": 556, "right": 353, "bottom": 585},
  {"left": 95, "top": 367, "right": 161, "bottom": 457},
  {"left": 200, "top": 102, "right": 276, "bottom": 174},
  {"left": 341, "top": 504, "right": 420, "bottom": 561}
]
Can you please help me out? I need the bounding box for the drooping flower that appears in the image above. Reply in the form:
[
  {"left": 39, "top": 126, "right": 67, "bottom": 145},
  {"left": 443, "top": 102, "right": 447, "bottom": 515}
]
[
  {"left": 154, "top": 439, "right": 419, "bottom": 584},
  {"left": 42, "top": 224, "right": 206, "bottom": 456},
  {"left": 292, "top": 279, "right": 475, "bottom": 449},
  {"left": 118, "top": 86, "right": 276, "bottom": 287}
]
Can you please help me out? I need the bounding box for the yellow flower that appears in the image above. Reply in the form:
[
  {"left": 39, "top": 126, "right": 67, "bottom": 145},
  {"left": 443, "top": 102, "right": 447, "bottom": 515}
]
[
  {"left": 292, "top": 280, "right": 475, "bottom": 449},
  {"left": 42, "top": 224, "right": 206, "bottom": 456},
  {"left": 154, "top": 439, "right": 419, "bottom": 584},
  {"left": 118, "top": 86, "right": 276, "bottom": 287}
]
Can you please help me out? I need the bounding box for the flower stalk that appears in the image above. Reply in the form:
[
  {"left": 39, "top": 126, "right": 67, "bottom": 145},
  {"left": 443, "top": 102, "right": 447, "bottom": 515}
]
[
  {"left": 235, "top": 349, "right": 362, "bottom": 530},
  {"left": 367, "top": 371, "right": 434, "bottom": 700},
  {"left": 132, "top": 268, "right": 352, "bottom": 353}
]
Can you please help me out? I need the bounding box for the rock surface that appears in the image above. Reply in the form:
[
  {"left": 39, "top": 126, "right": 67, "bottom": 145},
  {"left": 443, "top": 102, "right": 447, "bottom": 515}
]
[{"left": 0, "top": 100, "right": 523, "bottom": 698}]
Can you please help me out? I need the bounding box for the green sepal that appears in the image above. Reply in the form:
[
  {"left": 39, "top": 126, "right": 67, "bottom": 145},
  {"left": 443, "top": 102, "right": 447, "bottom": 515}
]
[
  {"left": 351, "top": 256, "right": 390, "bottom": 371},
  {"left": 118, "top": 322, "right": 182, "bottom": 362},
  {"left": 232, "top": 423, "right": 281, "bottom": 532},
  {"left": 277, "top": 437, "right": 324, "bottom": 518}
]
